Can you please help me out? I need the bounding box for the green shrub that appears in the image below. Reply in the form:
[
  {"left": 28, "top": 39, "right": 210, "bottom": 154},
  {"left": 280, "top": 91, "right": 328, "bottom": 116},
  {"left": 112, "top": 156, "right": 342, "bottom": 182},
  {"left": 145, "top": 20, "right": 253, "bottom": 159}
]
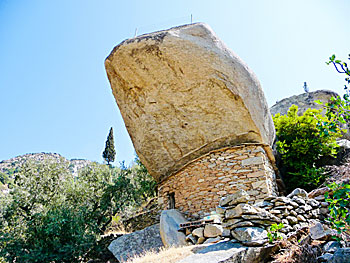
[
  {"left": 273, "top": 105, "right": 341, "bottom": 192},
  {"left": 316, "top": 54, "right": 350, "bottom": 134},
  {"left": 132, "top": 157, "right": 157, "bottom": 202},
  {"left": 267, "top": 223, "right": 284, "bottom": 243},
  {"left": 325, "top": 182, "right": 350, "bottom": 240}
]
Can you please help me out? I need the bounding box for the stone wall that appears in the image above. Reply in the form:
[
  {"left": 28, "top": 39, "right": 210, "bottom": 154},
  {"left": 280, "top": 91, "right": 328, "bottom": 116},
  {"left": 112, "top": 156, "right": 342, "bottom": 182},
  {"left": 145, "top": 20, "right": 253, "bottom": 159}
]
[
  {"left": 158, "top": 144, "right": 278, "bottom": 218},
  {"left": 120, "top": 208, "right": 161, "bottom": 232},
  {"left": 183, "top": 189, "right": 329, "bottom": 246},
  {"left": 219, "top": 189, "right": 327, "bottom": 237}
]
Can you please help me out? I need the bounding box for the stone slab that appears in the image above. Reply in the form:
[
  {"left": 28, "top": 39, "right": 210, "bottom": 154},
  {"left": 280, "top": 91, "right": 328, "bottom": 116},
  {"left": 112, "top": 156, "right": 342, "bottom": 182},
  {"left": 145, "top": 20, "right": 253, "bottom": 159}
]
[
  {"left": 177, "top": 241, "right": 275, "bottom": 263},
  {"left": 159, "top": 209, "right": 187, "bottom": 247}
]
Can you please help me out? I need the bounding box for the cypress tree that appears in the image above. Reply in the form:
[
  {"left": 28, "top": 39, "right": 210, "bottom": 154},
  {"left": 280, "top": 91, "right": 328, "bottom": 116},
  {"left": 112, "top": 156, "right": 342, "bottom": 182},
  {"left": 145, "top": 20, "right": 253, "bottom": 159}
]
[{"left": 102, "top": 127, "right": 116, "bottom": 165}]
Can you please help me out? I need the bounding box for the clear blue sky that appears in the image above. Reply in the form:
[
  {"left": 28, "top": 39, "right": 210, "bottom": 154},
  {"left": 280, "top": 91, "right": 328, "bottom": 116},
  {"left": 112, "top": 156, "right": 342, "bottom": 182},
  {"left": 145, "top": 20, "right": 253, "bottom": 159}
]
[{"left": 0, "top": 0, "right": 349, "bottom": 165}]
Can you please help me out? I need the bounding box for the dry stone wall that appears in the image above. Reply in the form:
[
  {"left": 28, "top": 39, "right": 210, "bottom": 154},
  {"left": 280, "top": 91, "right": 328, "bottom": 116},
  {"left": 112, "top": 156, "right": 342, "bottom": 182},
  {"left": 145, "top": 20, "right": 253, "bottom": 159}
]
[
  {"left": 158, "top": 144, "right": 278, "bottom": 218},
  {"left": 218, "top": 189, "right": 328, "bottom": 245},
  {"left": 181, "top": 189, "right": 329, "bottom": 247}
]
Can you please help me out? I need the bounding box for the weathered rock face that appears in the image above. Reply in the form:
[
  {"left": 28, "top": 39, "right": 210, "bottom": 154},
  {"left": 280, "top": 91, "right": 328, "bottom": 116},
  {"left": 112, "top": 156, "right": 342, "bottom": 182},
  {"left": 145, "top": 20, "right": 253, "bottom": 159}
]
[
  {"left": 105, "top": 23, "right": 275, "bottom": 182},
  {"left": 270, "top": 90, "right": 339, "bottom": 116}
]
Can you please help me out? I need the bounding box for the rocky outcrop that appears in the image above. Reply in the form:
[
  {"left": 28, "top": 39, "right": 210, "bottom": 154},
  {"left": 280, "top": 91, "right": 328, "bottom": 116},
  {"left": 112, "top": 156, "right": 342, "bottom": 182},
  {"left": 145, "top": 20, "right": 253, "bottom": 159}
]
[
  {"left": 108, "top": 224, "right": 163, "bottom": 262},
  {"left": 270, "top": 90, "right": 339, "bottom": 116},
  {"left": 105, "top": 23, "right": 275, "bottom": 182}
]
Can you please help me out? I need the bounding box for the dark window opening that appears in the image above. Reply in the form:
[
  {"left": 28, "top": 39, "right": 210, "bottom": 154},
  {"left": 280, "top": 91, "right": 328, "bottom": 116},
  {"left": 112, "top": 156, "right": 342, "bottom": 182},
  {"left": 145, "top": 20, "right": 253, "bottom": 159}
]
[{"left": 168, "top": 192, "right": 175, "bottom": 209}]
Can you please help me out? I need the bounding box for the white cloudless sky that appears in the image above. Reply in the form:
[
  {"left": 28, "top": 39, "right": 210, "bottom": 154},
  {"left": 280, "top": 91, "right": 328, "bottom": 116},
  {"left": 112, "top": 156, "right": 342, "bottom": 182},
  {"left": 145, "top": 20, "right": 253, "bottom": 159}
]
[{"left": 0, "top": 0, "right": 349, "bottom": 165}]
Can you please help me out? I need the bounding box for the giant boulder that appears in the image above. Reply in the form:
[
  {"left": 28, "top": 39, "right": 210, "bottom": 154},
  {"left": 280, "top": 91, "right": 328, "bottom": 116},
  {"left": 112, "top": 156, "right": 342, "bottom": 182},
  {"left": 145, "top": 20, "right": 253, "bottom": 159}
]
[{"left": 105, "top": 23, "right": 275, "bottom": 182}]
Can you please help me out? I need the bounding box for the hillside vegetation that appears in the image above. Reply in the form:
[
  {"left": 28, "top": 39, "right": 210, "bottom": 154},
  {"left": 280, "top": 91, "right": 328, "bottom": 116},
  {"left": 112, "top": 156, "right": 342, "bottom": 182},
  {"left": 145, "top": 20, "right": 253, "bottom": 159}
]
[{"left": 0, "top": 156, "right": 156, "bottom": 262}]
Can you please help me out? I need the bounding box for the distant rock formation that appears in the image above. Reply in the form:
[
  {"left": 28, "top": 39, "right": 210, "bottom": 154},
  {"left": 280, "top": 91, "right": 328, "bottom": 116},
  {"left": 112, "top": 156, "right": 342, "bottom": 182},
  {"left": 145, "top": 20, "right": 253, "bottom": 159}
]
[
  {"left": 105, "top": 22, "right": 275, "bottom": 182},
  {"left": 0, "top": 152, "right": 91, "bottom": 177},
  {"left": 270, "top": 90, "right": 350, "bottom": 140},
  {"left": 270, "top": 90, "right": 339, "bottom": 116}
]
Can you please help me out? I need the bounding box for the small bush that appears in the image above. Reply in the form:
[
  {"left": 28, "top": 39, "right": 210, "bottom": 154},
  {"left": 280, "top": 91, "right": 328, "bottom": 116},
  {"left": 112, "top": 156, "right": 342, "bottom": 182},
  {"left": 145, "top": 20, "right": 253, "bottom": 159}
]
[
  {"left": 273, "top": 105, "right": 341, "bottom": 192},
  {"left": 267, "top": 223, "right": 284, "bottom": 243}
]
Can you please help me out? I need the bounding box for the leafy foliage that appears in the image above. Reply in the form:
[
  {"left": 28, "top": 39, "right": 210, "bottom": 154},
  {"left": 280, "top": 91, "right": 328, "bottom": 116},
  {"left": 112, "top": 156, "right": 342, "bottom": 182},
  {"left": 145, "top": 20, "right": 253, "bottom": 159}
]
[
  {"left": 267, "top": 223, "right": 284, "bottom": 243},
  {"left": 325, "top": 182, "right": 350, "bottom": 241},
  {"left": 0, "top": 172, "right": 11, "bottom": 189},
  {"left": 102, "top": 127, "right": 116, "bottom": 165},
  {"left": 273, "top": 105, "right": 341, "bottom": 192},
  {"left": 316, "top": 54, "right": 350, "bottom": 135},
  {"left": 327, "top": 54, "right": 350, "bottom": 91},
  {"left": 0, "top": 157, "right": 156, "bottom": 262},
  {"left": 132, "top": 157, "right": 157, "bottom": 202}
]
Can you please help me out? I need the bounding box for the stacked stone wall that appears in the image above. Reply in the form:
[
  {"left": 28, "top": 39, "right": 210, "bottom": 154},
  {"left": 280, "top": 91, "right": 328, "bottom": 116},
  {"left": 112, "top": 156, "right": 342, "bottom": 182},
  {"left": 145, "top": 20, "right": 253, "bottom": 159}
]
[
  {"left": 158, "top": 144, "right": 278, "bottom": 218},
  {"left": 184, "top": 189, "right": 330, "bottom": 246},
  {"left": 219, "top": 192, "right": 328, "bottom": 237}
]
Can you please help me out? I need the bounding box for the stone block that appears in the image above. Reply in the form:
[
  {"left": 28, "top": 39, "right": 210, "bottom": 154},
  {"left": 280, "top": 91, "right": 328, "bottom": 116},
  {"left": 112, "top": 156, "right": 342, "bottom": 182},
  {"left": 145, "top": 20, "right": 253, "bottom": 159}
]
[
  {"left": 231, "top": 227, "right": 267, "bottom": 243},
  {"left": 219, "top": 189, "right": 250, "bottom": 207},
  {"left": 192, "top": 227, "right": 204, "bottom": 238},
  {"left": 242, "top": 157, "right": 264, "bottom": 166},
  {"left": 203, "top": 237, "right": 222, "bottom": 244},
  {"left": 287, "top": 188, "right": 308, "bottom": 199},
  {"left": 225, "top": 203, "right": 258, "bottom": 219},
  {"left": 252, "top": 180, "right": 267, "bottom": 189},
  {"left": 204, "top": 224, "right": 223, "bottom": 238}
]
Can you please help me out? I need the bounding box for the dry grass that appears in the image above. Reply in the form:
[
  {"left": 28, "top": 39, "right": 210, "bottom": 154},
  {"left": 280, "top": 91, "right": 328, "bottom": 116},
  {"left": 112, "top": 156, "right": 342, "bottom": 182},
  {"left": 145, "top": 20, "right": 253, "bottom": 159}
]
[
  {"left": 105, "top": 222, "right": 132, "bottom": 236},
  {"left": 125, "top": 245, "right": 202, "bottom": 263}
]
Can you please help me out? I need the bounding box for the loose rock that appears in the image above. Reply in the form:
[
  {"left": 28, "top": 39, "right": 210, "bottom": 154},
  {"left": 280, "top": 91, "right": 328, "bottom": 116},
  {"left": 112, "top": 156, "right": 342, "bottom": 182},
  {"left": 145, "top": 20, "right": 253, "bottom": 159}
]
[
  {"left": 231, "top": 227, "right": 267, "bottom": 244},
  {"left": 323, "top": 241, "right": 341, "bottom": 253},
  {"left": 287, "top": 188, "right": 308, "bottom": 199},
  {"left": 192, "top": 227, "right": 204, "bottom": 238},
  {"left": 225, "top": 203, "right": 258, "bottom": 219},
  {"left": 108, "top": 224, "right": 163, "bottom": 262},
  {"left": 219, "top": 189, "right": 250, "bottom": 207}
]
